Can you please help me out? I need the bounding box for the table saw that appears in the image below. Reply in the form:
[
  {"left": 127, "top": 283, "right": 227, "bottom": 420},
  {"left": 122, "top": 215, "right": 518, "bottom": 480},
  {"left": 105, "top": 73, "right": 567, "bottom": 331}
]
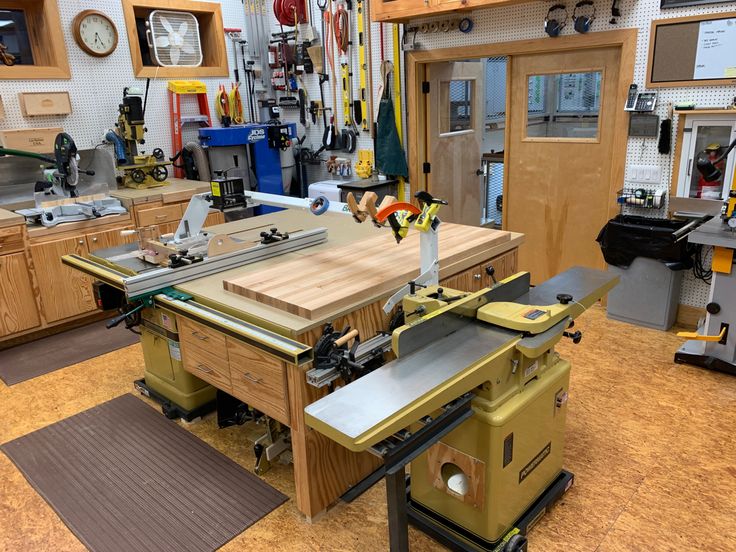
[{"left": 61, "top": 205, "right": 523, "bottom": 521}]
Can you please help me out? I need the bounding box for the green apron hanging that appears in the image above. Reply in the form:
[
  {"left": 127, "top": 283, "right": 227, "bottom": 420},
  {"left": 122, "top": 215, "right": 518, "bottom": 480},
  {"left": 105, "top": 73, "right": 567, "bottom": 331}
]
[{"left": 375, "top": 74, "right": 409, "bottom": 178}]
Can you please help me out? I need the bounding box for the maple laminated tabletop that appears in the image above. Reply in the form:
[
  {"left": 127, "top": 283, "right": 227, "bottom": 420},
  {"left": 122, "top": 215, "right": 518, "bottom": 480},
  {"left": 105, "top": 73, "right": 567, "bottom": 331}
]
[{"left": 223, "top": 222, "right": 511, "bottom": 320}]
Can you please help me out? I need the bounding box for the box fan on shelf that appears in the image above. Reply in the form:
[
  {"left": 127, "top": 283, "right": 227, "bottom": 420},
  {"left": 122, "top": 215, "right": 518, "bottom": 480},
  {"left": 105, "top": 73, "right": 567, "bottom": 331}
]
[{"left": 146, "top": 10, "right": 202, "bottom": 67}]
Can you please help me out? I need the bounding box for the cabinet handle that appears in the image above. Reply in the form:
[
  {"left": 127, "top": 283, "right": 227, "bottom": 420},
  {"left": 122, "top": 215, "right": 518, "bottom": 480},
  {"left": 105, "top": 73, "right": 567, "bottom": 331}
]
[
  {"left": 155, "top": 214, "right": 167, "bottom": 220},
  {"left": 78, "top": 239, "right": 84, "bottom": 245},
  {"left": 242, "top": 372, "right": 263, "bottom": 384},
  {"left": 474, "top": 273, "right": 482, "bottom": 280},
  {"left": 191, "top": 331, "right": 209, "bottom": 341},
  {"left": 92, "top": 237, "right": 98, "bottom": 242},
  {"left": 195, "top": 363, "right": 213, "bottom": 374}
]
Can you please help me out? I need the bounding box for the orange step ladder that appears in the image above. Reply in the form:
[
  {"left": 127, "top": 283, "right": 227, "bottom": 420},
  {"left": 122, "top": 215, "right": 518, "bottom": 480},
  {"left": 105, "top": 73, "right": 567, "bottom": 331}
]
[{"left": 168, "top": 80, "right": 212, "bottom": 178}]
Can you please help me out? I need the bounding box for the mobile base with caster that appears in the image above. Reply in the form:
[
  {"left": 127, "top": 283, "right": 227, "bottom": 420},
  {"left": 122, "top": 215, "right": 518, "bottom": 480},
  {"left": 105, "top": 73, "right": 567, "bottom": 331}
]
[
  {"left": 407, "top": 470, "right": 575, "bottom": 552},
  {"left": 134, "top": 378, "right": 216, "bottom": 421}
]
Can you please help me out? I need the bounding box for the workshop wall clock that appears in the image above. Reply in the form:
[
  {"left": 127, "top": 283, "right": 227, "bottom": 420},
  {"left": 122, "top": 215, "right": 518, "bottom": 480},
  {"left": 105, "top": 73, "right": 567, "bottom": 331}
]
[{"left": 72, "top": 10, "right": 119, "bottom": 57}]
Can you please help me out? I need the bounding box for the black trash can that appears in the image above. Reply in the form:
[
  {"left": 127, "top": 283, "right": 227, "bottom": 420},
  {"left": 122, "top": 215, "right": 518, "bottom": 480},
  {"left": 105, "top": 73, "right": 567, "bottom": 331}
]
[{"left": 597, "top": 215, "right": 692, "bottom": 330}]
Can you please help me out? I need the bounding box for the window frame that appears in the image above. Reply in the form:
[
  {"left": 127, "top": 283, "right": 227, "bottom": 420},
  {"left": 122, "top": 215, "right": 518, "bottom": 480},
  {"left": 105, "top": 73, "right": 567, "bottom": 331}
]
[
  {"left": 0, "top": 0, "right": 70, "bottom": 80},
  {"left": 121, "top": 0, "right": 228, "bottom": 78},
  {"left": 522, "top": 67, "right": 606, "bottom": 144},
  {"left": 674, "top": 114, "right": 736, "bottom": 201}
]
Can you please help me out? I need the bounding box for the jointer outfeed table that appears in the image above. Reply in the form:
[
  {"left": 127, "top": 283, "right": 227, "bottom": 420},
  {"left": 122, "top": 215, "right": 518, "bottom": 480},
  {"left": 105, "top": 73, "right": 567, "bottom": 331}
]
[{"left": 61, "top": 209, "right": 524, "bottom": 521}]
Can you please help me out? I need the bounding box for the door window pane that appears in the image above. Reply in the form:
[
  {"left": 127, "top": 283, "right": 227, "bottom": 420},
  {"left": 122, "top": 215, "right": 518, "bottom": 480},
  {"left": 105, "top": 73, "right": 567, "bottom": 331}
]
[
  {"left": 441, "top": 79, "right": 475, "bottom": 134},
  {"left": 526, "top": 71, "right": 602, "bottom": 139},
  {"left": 687, "top": 125, "right": 733, "bottom": 199}
]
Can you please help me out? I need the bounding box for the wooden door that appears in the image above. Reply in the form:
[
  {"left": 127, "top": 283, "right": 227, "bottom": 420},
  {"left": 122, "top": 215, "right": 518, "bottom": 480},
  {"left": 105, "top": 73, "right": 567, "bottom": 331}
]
[
  {"left": 0, "top": 253, "right": 41, "bottom": 337},
  {"left": 506, "top": 47, "right": 621, "bottom": 283},
  {"left": 30, "top": 236, "right": 97, "bottom": 323},
  {"left": 426, "top": 61, "right": 485, "bottom": 226}
]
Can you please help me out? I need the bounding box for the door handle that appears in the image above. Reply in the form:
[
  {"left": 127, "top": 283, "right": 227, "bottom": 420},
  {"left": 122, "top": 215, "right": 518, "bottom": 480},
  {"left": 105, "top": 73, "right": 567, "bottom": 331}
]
[
  {"left": 242, "top": 372, "right": 264, "bottom": 384},
  {"left": 195, "top": 363, "right": 213, "bottom": 374}
]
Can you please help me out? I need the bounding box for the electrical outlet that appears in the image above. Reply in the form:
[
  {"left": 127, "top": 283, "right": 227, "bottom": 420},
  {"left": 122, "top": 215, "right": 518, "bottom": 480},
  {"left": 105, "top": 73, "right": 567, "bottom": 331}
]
[{"left": 628, "top": 164, "right": 661, "bottom": 184}]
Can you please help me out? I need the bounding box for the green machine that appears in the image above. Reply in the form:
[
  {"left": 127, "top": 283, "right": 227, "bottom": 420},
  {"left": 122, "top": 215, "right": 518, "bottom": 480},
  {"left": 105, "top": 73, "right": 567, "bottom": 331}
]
[
  {"left": 137, "top": 307, "right": 216, "bottom": 419},
  {"left": 305, "top": 267, "right": 618, "bottom": 552}
]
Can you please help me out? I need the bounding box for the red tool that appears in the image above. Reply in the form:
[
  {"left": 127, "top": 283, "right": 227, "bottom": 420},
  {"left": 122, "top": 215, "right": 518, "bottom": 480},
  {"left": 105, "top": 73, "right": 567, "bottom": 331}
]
[{"left": 273, "top": 0, "right": 307, "bottom": 26}]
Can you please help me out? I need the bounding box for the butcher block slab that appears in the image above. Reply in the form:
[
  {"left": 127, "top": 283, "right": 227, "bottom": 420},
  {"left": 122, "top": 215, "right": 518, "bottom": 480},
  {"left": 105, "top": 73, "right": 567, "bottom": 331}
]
[{"left": 223, "top": 223, "right": 510, "bottom": 320}]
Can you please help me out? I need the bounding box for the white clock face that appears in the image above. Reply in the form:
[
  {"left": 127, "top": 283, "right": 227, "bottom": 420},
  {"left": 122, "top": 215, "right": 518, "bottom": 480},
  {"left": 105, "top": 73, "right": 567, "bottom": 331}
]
[{"left": 78, "top": 13, "right": 116, "bottom": 55}]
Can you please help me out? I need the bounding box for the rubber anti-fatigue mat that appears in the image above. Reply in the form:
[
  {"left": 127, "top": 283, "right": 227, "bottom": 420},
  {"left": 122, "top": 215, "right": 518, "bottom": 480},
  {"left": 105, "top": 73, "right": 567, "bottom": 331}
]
[
  {"left": 0, "top": 320, "right": 140, "bottom": 386},
  {"left": 1, "top": 394, "right": 287, "bottom": 552}
]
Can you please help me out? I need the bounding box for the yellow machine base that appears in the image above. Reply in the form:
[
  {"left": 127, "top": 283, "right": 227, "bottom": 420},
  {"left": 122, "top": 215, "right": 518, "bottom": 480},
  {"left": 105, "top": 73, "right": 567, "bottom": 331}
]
[{"left": 409, "top": 358, "right": 571, "bottom": 543}]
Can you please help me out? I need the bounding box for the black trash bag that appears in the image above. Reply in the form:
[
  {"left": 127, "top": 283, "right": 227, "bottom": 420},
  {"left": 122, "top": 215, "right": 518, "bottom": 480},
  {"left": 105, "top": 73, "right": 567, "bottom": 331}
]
[{"left": 596, "top": 214, "right": 693, "bottom": 271}]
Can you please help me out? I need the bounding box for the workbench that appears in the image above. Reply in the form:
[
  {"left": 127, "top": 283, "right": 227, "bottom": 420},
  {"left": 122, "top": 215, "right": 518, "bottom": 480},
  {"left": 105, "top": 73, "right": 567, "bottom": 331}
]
[{"left": 77, "top": 209, "right": 523, "bottom": 519}]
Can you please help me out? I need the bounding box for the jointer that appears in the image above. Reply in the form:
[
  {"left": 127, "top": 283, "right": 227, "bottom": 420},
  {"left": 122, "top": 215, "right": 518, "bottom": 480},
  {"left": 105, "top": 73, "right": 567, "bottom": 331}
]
[{"left": 305, "top": 267, "right": 618, "bottom": 552}]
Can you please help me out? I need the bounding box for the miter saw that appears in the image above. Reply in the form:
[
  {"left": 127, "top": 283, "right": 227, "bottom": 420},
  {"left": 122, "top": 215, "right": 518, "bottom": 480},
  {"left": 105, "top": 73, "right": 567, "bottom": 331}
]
[
  {"left": 1, "top": 132, "right": 127, "bottom": 227},
  {"left": 106, "top": 85, "right": 171, "bottom": 189}
]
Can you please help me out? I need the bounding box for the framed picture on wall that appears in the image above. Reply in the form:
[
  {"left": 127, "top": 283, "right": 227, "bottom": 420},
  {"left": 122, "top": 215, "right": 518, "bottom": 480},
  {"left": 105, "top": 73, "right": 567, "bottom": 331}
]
[{"left": 661, "top": 0, "right": 734, "bottom": 8}]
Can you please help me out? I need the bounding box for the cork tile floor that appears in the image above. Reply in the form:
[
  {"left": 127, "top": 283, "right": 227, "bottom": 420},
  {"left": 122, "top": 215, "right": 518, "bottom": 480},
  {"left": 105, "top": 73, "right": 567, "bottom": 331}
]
[{"left": 1, "top": 305, "right": 736, "bottom": 551}]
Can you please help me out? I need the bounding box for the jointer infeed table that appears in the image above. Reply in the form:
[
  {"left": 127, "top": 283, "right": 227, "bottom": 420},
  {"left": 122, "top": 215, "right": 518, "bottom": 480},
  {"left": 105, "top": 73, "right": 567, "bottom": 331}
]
[{"left": 62, "top": 209, "right": 523, "bottom": 519}]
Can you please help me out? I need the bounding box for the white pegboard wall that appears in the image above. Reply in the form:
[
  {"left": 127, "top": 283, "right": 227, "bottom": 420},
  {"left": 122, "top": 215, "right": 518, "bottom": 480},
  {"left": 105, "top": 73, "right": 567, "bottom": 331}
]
[{"left": 408, "top": 0, "right": 736, "bottom": 308}]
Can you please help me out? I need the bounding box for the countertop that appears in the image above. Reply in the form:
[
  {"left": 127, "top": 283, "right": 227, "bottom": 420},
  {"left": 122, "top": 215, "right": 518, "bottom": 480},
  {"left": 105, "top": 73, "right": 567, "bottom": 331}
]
[
  {"left": 0, "top": 177, "right": 207, "bottom": 233},
  {"left": 109, "top": 178, "right": 211, "bottom": 207},
  {"left": 0, "top": 207, "right": 24, "bottom": 229},
  {"left": 174, "top": 210, "right": 524, "bottom": 337}
]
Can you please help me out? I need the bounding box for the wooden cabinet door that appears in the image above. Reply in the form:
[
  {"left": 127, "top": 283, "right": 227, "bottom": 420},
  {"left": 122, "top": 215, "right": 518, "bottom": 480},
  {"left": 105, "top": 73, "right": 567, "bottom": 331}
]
[
  {"left": 30, "top": 236, "right": 97, "bottom": 323},
  {"left": 371, "top": 0, "right": 430, "bottom": 21},
  {"left": 0, "top": 253, "right": 41, "bottom": 337},
  {"left": 204, "top": 210, "right": 225, "bottom": 227},
  {"left": 86, "top": 226, "right": 136, "bottom": 253}
]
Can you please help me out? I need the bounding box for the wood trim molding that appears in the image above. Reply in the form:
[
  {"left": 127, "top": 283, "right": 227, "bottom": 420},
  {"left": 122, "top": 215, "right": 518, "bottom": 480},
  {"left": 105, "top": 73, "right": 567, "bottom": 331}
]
[
  {"left": 670, "top": 116, "right": 686, "bottom": 198},
  {"left": 406, "top": 29, "right": 639, "bottom": 215},
  {"left": 121, "top": 0, "right": 228, "bottom": 79},
  {"left": 0, "top": 0, "right": 70, "bottom": 80},
  {"left": 646, "top": 12, "right": 736, "bottom": 89}
]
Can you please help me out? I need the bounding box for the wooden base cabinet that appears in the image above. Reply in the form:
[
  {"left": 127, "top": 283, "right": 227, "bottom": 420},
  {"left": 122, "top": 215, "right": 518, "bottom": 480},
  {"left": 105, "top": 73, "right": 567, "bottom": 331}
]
[
  {"left": 29, "top": 235, "right": 97, "bottom": 323},
  {"left": 0, "top": 253, "right": 40, "bottom": 337}
]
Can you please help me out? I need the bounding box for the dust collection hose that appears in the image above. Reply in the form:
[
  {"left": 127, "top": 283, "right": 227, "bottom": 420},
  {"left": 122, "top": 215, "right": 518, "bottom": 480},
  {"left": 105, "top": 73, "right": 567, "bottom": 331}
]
[
  {"left": 184, "top": 141, "right": 211, "bottom": 182},
  {"left": 105, "top": 131, "right": 127, "bottom": 164}
]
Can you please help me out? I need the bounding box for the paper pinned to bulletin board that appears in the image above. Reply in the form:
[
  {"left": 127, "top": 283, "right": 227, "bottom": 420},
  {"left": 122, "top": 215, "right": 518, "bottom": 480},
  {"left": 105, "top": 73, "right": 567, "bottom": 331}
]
[
  {"left": 647, "top": 12, "right": 736, "bottom": 87},
  {"left": 694, "top": 18, "right": 736, "bottom": 80}
]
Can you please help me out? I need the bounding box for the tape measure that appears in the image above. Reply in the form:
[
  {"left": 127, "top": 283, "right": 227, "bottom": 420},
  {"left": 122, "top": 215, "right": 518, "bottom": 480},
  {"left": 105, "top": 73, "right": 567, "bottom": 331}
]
[{"left": 459, "top": 18, "right": 474, "bottom": 33}]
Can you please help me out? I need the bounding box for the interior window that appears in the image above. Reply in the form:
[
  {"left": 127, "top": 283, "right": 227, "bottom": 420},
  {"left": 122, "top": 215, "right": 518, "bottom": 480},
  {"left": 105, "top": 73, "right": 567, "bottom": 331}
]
[
  {"left": 441, "top": 79, "right": 475, "bottom": 134},
  {"left": 526, "top": 71, "right": 602, "bottom": 139},
  {"left": 0, "top": 9, "right": 34, "bottom": 65}
]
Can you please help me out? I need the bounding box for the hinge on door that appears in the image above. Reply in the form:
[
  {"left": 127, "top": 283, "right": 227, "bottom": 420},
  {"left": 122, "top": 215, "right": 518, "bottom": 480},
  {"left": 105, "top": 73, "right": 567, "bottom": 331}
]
[
  {"left": 423, "top": 162, "right": 431, "bottom": 174},
  {"left": 421, "top": 81, "right": 430, "bottom": 94}
]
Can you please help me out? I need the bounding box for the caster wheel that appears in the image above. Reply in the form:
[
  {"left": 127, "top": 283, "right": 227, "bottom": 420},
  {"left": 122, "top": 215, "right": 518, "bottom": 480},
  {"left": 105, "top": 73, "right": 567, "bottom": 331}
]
[
  {"left": 162, "top": 403, "right": 178, "bottom": 420},
  {"left": 504, "top": 534, "right": 528, "bottom": 552}
]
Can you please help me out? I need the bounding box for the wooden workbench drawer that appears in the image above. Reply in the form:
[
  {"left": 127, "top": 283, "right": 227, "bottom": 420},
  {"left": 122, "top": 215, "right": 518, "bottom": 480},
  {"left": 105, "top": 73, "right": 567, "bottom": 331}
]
[
  {"left": 227, "top": 338, "right": 290, "bottom": 426},
  {"left": 181, "top": 343, "right": 232, "bottom": 392},
  {"left": 137, "top": 204, "right": 183, "bottom": 227},
  {"left": 178, "top": 317, "right": 228, "bottom": 358},
  {"left": 0, "top": 226, "right": 24, "bottom": 255}
]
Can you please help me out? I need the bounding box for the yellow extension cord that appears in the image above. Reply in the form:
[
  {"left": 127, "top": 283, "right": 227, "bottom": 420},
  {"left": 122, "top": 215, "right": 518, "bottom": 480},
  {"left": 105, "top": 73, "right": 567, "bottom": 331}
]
[{"left": 229, "top": 84, "right": 244, "bottom": 124}]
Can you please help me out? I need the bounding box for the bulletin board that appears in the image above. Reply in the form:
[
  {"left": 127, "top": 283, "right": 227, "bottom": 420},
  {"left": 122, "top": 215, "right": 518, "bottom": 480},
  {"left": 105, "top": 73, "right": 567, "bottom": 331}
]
[{"left": 647, "top": 12, "right": 736, "bottom": 88}]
